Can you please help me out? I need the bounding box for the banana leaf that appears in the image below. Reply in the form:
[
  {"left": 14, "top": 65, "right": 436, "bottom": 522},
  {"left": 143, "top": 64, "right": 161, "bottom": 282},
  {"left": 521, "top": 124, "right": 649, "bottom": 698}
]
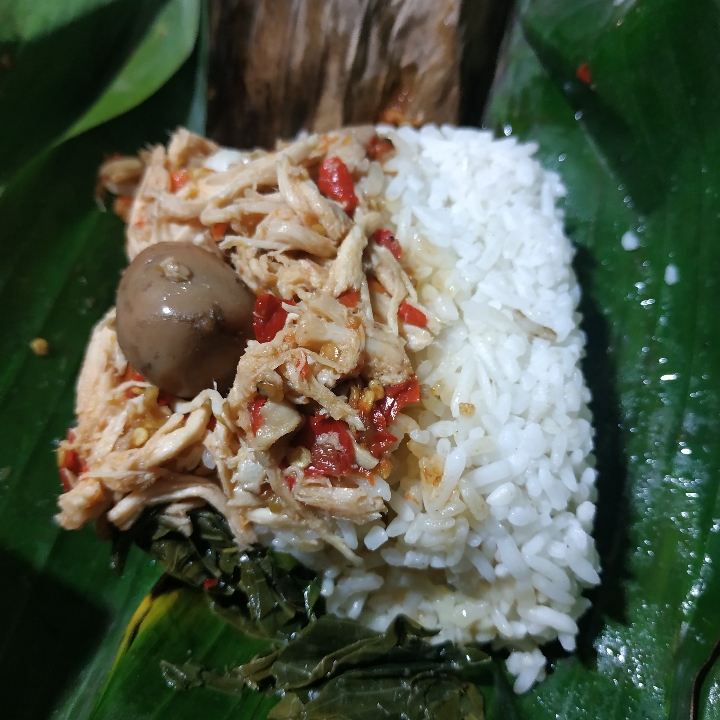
[
  {"left": 63, "top": 0, "right": 201, "bottom": 141},
  {"left": 484, "top": 0, "right": 720, "bottom": 717},
  {"left": 0, "top": 23, "right": 207, "bottom": 720},
  {"left": 1, "top": 0, "right": 720, "bottom": 718},
  {"left": 0, "top": 0, "right": 195, "bottom": 185}
]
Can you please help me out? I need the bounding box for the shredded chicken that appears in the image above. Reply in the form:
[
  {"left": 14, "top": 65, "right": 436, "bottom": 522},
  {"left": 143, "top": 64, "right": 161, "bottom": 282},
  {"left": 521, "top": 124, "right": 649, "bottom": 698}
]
[{"left": 58, "top": 127, "right": 434, "bottom": 561}]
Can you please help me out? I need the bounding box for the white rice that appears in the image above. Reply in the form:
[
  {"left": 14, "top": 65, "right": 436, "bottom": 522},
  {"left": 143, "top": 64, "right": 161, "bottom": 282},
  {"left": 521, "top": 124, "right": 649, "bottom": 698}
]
[{"left": 263, "top": 125, "right": 600, "bottom": 692}]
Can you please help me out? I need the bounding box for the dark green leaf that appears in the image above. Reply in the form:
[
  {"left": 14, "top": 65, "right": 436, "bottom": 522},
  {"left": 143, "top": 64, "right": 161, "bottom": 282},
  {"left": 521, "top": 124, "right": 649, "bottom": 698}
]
[
  {"left": 699, "top": 653, "right": 720, "bottom": 720},
  {"left": 486, "top": 0, "right": 720, "bottom": 717},
  {"left": 0, "top": 36, "right": 206, "bottom": 720},
  {"left": 64, "top": 0, "right": 201, "bottom": 140},
  {"left": 163, "top": 615, "right": 492, "bottom": 720},
  {"left": 115, "top": 506, "right": 325, "bottom": 641},
  {"left": 89, "top": 582, "right": 277, "bottom": 720},
  {"left": 0, "top": 0, "right": 170, "bottom": 183}
]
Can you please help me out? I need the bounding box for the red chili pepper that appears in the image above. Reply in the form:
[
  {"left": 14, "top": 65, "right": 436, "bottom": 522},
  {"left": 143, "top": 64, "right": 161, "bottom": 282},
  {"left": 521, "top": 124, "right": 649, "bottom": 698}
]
[
  {"left": 358, "top": 429, "right": 398, "bottom": 458},
  {"left": 124, "top": 367, "right": 146, "bottom": 398},
  {"left": 112, "top": 196, "right": 133, "bottom": 219},
  {"left": 211, "top": 222, "right": 228, "bottom": 239},
  {"left": 365, "top": 135, "right": 395, "bottom": 161},
  {"left": 398, "top": 301, "right": 427, "bottom": 327},
  {"left": 63, "top": 449, "right": 79, "bottom": 472},
  {"left": 203, "top": 578, "right": 219, "bottom": 589},
  {"left": 576, "top": 62, "right": 591, "bottom": 85},
  {"left": 286, "top": 475, "right": 296, "bottom": 491},
  {"left": 371, "top": 229, "right": 402, "bottom": 260},
  {"left": 371, "top": 404, "right": 388, "bottom": 431},
  {"left": 253, "top": 294, "right": 296, "bottom": 343},
  {"left": 298, "top": 414, "right": 355, "bottom": 477},
  {"left": 58, "top": 445, "right": 84, "bottom": 475},
  {"left": 250, "top": 396, "right": 267, "bottom": 434},
  {"left": 318, "top": 157, "right": 358, "bottom": 215},
  {"left": 170, "top": 169, "right": 190, "bottom": 192},
  {"left": 338, "top": 288, "right": 359, "bottom": 308},
  {"left": 372, "top": 377, "right": 421, "bottom": 427}
]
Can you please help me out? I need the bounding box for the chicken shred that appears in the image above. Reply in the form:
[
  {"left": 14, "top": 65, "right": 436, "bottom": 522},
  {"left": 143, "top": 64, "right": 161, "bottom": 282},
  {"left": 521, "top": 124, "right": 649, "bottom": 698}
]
[{"left": 58, "top": 127, "right": 434, "bottom": 560}]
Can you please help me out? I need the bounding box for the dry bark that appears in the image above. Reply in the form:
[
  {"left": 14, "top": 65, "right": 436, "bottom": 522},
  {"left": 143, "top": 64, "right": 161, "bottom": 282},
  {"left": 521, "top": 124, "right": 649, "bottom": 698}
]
[{"left": 207, "top": 0, "right": 462, "bottom": 148}]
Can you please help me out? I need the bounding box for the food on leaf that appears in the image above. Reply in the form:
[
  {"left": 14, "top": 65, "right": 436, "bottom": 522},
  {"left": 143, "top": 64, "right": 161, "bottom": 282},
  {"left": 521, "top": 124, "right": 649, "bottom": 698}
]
[{"left": 58, "top": 123, "right": 599, "bottom": 694}]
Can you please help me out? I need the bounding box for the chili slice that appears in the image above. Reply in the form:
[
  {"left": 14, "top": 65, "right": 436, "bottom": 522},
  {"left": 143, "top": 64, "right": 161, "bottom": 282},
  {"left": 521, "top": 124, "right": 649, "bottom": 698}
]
[
  {"left": 318, "top": 156, "right": 358, "bottom": 215},
  {"left": 298, "top": 414, "right": 355, "bottom": 477},
  {"left": 371, "top": 228, "right": 402, "bottom": 260},
  {"left": 398, "top": 301, "right": 427, "bottom": 327},
  {"left": 250, "top": 396, "right": 267, "bottom": 434},
  {"left": 211, "top": 222, "right": 228, "bottom": 239},
  {"left": 373, "top": 377, "right": 421, "bottom": 426},
  {"left": 576, "top": 62, "right": 591, "bottom": 85},
  {"left": 358, "top": 429, "right": 398, "bottom": 458},
  {"left": 338, "top": 288, "right": 359, "bottom": 308},
  {"left": 253, "top": 294, "right": 295, "bottom": 342},
  {"left": 170, "top": 169, "right": 190, "bottom": 192},
  {"left": 365, "top": 135, "right": 395, "bottom": 161}
]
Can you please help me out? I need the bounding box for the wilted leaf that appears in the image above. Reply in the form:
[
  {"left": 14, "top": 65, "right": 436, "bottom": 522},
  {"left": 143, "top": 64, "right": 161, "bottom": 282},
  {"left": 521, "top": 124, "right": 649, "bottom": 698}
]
[
  {"left": 162, "top": 614, "right": 494, "bottom": 720},
  {"left": 114, "top": 506, "right": 324, "bottom": 642}
]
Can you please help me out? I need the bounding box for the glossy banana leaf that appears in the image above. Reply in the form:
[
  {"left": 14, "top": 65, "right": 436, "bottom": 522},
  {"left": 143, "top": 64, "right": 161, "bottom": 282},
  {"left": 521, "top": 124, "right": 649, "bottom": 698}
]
[
  {"left": 0, "top": 0, "right": 198, "bottom": 185},
  {"left": 1, "top": 0, "right": 719, "bottom": 718},
  {"left": 89, "top": 582, "right": 277, "bottom": 720},
  {"left": 63, "top": 0, "right": 200, "bottom": 141},
  {"left": 0, "top": 23, "right": 206, "bottom": 720},
  {"left": 485, "top": 0, "right": 720, "bottom": 717}
]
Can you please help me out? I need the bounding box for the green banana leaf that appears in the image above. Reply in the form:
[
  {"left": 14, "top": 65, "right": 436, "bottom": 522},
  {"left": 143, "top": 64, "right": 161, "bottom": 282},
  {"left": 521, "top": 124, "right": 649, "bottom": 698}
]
[
  {"left": 89, "top": 583, "right": 277, "bottom": 720},
  {"left": 0, "top": 0, "right": 194, "bottom": 185},
  {"left": 0, "top": 22, "right": 207, "bottom": 720},
  {"left": 63, "top": 0, "right": 201, "bottom": 141},
  {"left": 1, "top": 0, "right": 719, "bottom": 718},
  {"left": 485, "top": 0, "right": 720, "bottom": 717},
  {"left": 700, "top": 657, "right": 720, "bottom": 720}
]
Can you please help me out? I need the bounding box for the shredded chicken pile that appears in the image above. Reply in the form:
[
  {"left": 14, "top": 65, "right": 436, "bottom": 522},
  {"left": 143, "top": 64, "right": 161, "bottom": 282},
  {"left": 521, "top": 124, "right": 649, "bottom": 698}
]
[{"left": 56, "top": 127, "right": 437, "bottom": 563}]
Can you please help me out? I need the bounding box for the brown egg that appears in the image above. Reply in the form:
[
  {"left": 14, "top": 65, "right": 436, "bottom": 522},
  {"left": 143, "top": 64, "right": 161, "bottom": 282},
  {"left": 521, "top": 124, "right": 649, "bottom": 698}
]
[{"left": 116, "top": 242, "right": 254, "bottom": 398}]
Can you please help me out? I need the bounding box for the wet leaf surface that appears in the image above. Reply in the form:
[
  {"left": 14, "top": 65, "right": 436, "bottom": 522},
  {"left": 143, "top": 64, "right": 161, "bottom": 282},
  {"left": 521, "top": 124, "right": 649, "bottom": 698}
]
[{"left": 486, "top": 0, "right": 720, "bottom": 717}]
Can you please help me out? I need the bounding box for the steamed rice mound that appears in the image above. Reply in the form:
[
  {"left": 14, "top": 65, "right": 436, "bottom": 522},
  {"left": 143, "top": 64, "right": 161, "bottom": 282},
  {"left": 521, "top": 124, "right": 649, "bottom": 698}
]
[{"left": 57, "top": 124, "right": 599, "bottom": 693}]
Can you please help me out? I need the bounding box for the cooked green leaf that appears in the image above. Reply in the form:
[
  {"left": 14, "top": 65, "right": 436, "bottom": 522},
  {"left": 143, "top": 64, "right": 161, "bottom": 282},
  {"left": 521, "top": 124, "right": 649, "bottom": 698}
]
[
  {"left": 162, "top": 615, "right": 493, "bottom": 720},
  {"left": 114, "top": 506, "right": 324, "bottom": 642}
]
